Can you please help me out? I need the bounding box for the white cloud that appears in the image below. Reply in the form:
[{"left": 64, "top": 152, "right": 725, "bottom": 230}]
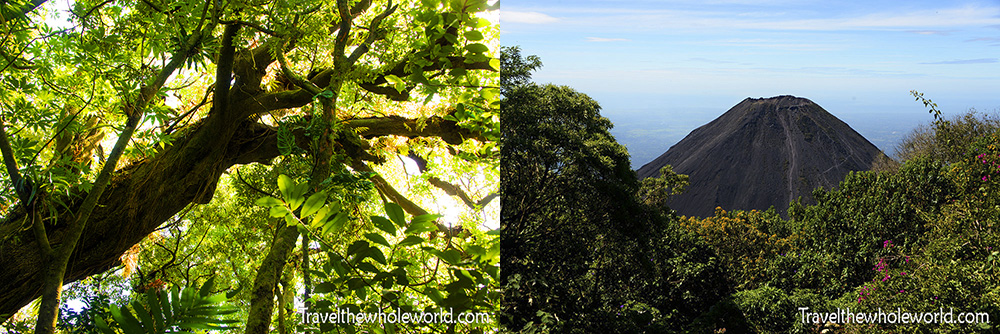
[
  {"left": 585, "top": 37, "right": 631, "bottom": 42},
  {"left": 514, "top": 4, "right": 1000, "bottom": 32},
  {"left": 906, "top": 30, "right": 953, "bottom": 36},
  {"left": 501, "top": 11, "right": 559, "bottom": 24},
  {"left": 921, "top": 58, "right": 999, "bottom": 65}
]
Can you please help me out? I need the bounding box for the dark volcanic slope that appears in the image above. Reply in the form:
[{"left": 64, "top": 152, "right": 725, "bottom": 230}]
[{"left": 636, "top": 95, "right": 886, "bottom": 218}]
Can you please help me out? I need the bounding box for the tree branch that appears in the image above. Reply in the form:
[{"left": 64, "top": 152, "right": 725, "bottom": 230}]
[
  {"left": 406, "top": 152, "right": 495, "bottom": 209},
  {"left": 350, "top": 160, "right": 463, "bottom": 237},
  {"left": 351, "top": 160, "right": 428, "bottom": 216},
  {"left": 345, "top": 1, "right": 396, "bottom": 66},
  {"left": 0, "top": 119, "right": 33, "bottom": 205},
  {"left": 275, "top": 44, "right": 322, "bottom": 96},
  {"left": 213, "top": 24, "right": 240, "bottom": 119},
  {"left": 348, "top": 115, "right": 483, "bottom": 145},
  {"left": 333, "top": 0, "right": 353, "bottom": 67},
  {"left": 220, "top": 20, "right": 278, "bottom": 37}
]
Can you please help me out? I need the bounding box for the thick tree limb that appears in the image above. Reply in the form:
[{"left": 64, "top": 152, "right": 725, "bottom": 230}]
[
  {"left": 231, "top": 38, "right": 282, "bottom": 100},
  {"left": 243, "top": 224, "right": 298, "bottom": 334},
  {"left": 348, "top": 115, "right": 483, "bottom": 145},
  {"left": 213, "top": 24, "right": 240, "bottom": 120},
  {"left": 351, "top": 161, "right": 428, "bottom": 217},
  {"left": 275, "top": 46, "right": 321, "bottom": 96},
  {"left": 0, "top": 110, "right": 479, "bottom": 320},
  {"left": 220, "top": 20, "right": 278, "bottom": 36}
]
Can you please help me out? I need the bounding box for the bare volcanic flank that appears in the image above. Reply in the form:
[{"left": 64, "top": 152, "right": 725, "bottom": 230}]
[{"left": 636, "top": 95, "right": 887, "bottom": 217}]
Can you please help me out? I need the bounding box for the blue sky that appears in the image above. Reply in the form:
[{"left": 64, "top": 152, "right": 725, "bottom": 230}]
[{"left": 501, "top": 0, "right": 1000, "bottom": 167}]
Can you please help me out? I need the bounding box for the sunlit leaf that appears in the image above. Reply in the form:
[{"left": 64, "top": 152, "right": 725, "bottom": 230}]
[
  {"left": 302, "top": 191, "right": 328, "bottom": 217},
  {"left": 278, "top": 174, "right": 293, "bottom": 201}
]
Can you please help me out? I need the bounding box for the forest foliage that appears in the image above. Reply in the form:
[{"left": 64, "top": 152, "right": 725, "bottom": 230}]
[
  {"left": 500, "top": 47, "right": 999, "bottom": 333},
  {"left": 0, "top": 0, "right": 499, "bottom": 333}
]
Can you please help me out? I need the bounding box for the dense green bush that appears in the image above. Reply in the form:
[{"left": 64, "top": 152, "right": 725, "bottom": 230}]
[{"left": 678, "top": 116, "right": 998, "bottom": 333}]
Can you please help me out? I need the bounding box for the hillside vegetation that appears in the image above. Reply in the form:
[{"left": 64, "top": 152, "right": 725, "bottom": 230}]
[{"left": 501, "top": 47, "right": 999, "bottom": 333}]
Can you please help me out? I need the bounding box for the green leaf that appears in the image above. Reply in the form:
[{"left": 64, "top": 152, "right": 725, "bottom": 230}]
[
  {"left": 347, "top": 277, "right": 366, "bottom": 291},
  {"left": 385, "top": 203, "right": 406, "bottom": 227},
  {"left": 146, "top": 291, "right": 164, "bottom": 332},
  {"left": 406, "top": 215, "right": 442, "bottom": 235},
  {"left": 269, "top": 205, "right": 289, "bottom": 218},
  {"left": 130, "top": 300, "right": 155, "bottom": 334},
  {"left": 170, "top": 286, "right": 181, "bottom": 320},
  {"left": 347, "top": 240, "right": 370, "bottom": 256},
  {"left": 481, "top": 88, "right": 499, "bottom": 101},
  {"left": 463, "top": 30, "right": 484, "bottom": 41},
  {"left": 386, "top": 322, "right": 397, "bottom": 334},
  {"left": 371, "top": 216, "right": 397, "bottom": 235},
  {"left": 424, "top": 287, "right": 444, "bottom": 304},
  {"left": 285, "top": 215, "right": 299, "bottom": 227},
  {"left": 278, "top": 174, "right": 293, "bottom": 201},
  {"left": 255, "top": 196, "right": 283, "bottom": 208},
  {"left": 366, "top": 247, "right": 388, "bottom": 265},
  {"left": 474, "top": 18, "right": 491, "bottom": 28},
  {"left": 292, "top": 183, "right": 309, "bottom": 202},
  {"left": 411, "top": 214, "right": 442, "bottom": 226},
  {"left": 397, "top": 235, "right": 425, "bottom": 247},
  {"left": 314, "top": 282, "right": 337, "bottom": 294},
  {"left": 302, "top": 191, "right": 328, "bottom": 217},
  {"left": 113, "top": 304, "right": 144, "bottom": 334},
  {"left": 310, "top": 205, "right": 332, "bottom": 229},
  {"left": 484, "top": 243, "right": 499, "bottom": 263},
  {"left": 364, "top": 233, "right": 391, "bottom": 247},
  {"left": 385, "top": 74, "right": 404, "bottom": 86},
  {"left": 323, "top": 212, "right": 349, "bottom": 235},
  {"left": 309, "top": 206, "right": 330, "bottom": 230},
  {"left": 426, "top": 248, "right": 463, "bottom": 265},
  {"left": 466, "top": 245, "right": 486, "bottom": 257},
  {"left": 94, "top": 317, "right": 115, "bottom": 334},
  {"left": 287, "top": 183, "right": 309, "bottom": 211},
  {"left": 384, "top": 74, "right": 406, "bottom": 93},
  {"left": 356, "top": 262, "right": 379, "bottom": 273},
  {"left": 200, "top": 277, "right": 215, "bottom": 297},
  {"left": 464, "top": 43, "right": 489, "bottom": 54},
  {"left": 408, "top": 71, "right": 430, "bottom": 85},
  {"left": 225, "top": 284, "right": 244, "bottom": 299}
]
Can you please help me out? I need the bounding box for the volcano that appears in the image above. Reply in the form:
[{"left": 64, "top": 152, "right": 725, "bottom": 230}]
[{"left": 636, "top": 95, "right": 887, "bottom": 218}]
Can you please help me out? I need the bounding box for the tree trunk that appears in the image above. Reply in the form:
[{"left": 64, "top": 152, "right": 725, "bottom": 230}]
[{"left": 243, "top": 225, "right": 299, "bottom": 334}]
